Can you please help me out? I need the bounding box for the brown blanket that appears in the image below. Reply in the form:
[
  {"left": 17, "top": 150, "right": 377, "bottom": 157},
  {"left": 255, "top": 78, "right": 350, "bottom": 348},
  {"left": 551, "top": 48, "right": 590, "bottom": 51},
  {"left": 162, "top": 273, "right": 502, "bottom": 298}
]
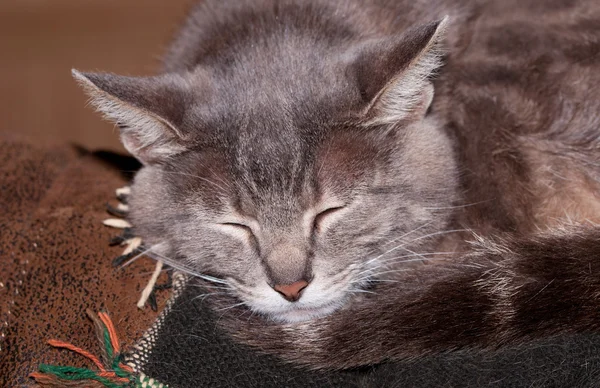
[{"left": 0, "top": 133, "right": 163, "bottom": 386}]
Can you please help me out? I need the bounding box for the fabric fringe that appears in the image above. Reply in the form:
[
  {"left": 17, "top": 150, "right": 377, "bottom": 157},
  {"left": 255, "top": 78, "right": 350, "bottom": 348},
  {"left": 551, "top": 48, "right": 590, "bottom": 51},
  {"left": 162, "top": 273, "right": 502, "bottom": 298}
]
[{"left": 30, "top": 310, "right": 159, "bottom": 388}]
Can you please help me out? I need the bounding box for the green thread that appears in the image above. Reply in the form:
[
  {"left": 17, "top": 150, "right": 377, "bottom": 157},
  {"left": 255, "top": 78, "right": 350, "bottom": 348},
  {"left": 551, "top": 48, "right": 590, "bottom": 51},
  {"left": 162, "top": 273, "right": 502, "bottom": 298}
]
[
  {"left": 34, "top": 312, "right": 134, "bottom": 388},
  {"left": 112, "top": 355, "right": 132, "bottom": 379},
  {"left": 33, "top": 311, "right": 167, "bottom": 388},
  {"left": 104, "top": 326, "right": 114, "bottom": 361},
  {"left": 38, "top": 364, "right": 125, "bottom": 388}
]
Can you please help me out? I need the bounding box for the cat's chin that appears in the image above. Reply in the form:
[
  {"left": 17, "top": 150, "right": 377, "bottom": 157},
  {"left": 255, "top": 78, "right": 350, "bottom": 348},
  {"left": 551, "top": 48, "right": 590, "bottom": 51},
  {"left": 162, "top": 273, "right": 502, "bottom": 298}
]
[{"left": 265, "top": 303, "right": 343, "bottom": 323}]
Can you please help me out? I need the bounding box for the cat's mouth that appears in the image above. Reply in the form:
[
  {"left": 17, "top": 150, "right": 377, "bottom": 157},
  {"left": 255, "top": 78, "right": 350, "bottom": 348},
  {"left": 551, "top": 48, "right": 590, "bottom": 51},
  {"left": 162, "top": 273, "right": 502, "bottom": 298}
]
[
  {"left": 230, "top": 279, "right": 353, "bottom": 323},
  {"left": 263, "top": 301, "right": 346, "bottom": 323}
]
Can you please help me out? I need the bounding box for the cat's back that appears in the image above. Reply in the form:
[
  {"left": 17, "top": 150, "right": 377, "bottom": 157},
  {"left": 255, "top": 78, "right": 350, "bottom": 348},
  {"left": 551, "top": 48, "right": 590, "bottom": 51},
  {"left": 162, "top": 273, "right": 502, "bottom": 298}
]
[
  {"left": 438, "top": 0, "right": 600, "bottom": 232},
  {"left": 163, "top": 0, "right": 475, "bottom": 72}
]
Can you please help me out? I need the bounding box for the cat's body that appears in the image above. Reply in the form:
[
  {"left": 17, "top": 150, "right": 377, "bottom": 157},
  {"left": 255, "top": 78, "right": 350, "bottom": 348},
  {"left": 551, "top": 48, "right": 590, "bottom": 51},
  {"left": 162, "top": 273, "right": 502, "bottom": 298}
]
[{"left": 74, "top": 0, "right": 600, "bottom": 369}]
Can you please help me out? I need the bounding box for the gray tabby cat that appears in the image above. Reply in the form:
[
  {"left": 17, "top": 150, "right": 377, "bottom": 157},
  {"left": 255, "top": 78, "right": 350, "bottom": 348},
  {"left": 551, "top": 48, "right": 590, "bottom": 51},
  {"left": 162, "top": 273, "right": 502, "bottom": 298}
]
[{"left": 74, "top": 0, "right": 600, "bottom": 369}]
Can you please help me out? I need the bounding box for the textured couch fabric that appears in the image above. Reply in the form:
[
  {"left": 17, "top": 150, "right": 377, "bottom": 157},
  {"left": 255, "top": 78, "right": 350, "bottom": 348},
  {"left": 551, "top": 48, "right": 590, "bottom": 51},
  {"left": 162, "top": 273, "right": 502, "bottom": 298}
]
[{"left": 0, "top": 133, "right": 163, "bottom": 387}]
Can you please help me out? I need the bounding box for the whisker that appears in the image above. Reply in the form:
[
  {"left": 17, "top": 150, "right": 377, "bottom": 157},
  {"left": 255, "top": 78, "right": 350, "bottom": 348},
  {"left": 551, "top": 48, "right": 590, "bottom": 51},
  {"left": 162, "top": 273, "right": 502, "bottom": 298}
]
[
  {"left": 366, "top": 279, "right": 401, "bottom": 283},
  {"left": 389, "top": 246, "right": 430, "bottom": 264},
  {"left": 145, "top": 250, "right": 230, "bottom": 285},
  {"left": 402, "top": 228, "right": 471, "bottom": 246},
  {"left": 357, "top": 252, "right": 456, "bottom": 283},
  {"left": 374, "top": 251, "right": 454, "bottom": 266},
  {"left": 373, "top": 228, "right": 468, "bottom": 265},
  {"left": 355, "top": 268, "right": 411, "bottom": 281},
  {"left": 191, "top": 291, "right": 229, "bottom": 302},
  {"left": 381, "top": 256, "right": 450, "bottom": 265},
  {"left": 423, "top": 199, "right": 493, "bottom": 211},
  {"left": 348, "top": 289, "right": 377, "bottom": 295},
  {"left": 246, "top": 310, "right": 258, "bottom": 322},
  {"left": 121, "top": 243, "right": 165, "bottom": 268},
  {"left": 380, "top": 221, "right": 433, "bottom": 248},
  {"left": 215, "top": 301, "right": 248, "bottom": 312},
  {"left": 163, "top": 171, "right": 230, "bottom": 193},
  {"left": 189, "top": 283, "right": 234, "bottom": 291},
  {"left": 363, "top": 223, "right": 450, "bottom": 267}
]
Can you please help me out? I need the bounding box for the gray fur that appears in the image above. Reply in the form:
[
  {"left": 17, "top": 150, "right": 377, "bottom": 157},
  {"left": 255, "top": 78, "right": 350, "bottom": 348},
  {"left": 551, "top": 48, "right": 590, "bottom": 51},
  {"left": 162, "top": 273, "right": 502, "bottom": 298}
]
[{"left": 74, "top": 1, "right": 459, "bottom": 322}]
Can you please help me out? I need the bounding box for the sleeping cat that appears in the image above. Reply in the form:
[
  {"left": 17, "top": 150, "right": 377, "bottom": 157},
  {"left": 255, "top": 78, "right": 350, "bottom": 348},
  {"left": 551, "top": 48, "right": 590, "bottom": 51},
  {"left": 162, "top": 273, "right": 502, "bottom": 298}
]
[{"left": 73, "top": 0, "right": 600, "bottom": 369}]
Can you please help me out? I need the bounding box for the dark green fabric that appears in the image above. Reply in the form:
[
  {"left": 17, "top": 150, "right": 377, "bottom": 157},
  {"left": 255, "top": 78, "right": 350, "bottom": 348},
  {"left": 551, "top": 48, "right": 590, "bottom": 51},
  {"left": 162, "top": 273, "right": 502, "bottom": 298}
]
[{"left": 138, "top": 278, "right": 600, "bottom": 388}]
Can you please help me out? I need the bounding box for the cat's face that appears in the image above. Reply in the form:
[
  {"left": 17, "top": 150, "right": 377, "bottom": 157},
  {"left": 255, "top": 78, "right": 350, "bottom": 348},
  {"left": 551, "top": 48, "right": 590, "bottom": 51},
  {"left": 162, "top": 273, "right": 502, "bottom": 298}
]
[
  {"left": 129, "top": 116, "right": 456, "bottom": 322},
  {"left": 74, "top": 19, "right": 457, "bottom": 322}
]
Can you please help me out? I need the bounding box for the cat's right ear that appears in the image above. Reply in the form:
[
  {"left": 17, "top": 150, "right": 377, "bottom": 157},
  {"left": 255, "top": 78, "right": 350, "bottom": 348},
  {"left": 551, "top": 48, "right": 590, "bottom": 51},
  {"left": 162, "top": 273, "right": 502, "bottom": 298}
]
[
  {"left": 347, "top": 17, "right": 448, "bottom": 126},
  {"left": 72, "top": 70, "right": 188, "bottom": 165}
]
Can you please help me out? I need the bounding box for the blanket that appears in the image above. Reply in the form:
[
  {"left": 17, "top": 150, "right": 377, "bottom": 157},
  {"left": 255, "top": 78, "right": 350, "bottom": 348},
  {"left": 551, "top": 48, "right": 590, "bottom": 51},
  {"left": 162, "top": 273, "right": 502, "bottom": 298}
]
[{"left": 0, "top": 133, "right": 161, "bottom": 386}]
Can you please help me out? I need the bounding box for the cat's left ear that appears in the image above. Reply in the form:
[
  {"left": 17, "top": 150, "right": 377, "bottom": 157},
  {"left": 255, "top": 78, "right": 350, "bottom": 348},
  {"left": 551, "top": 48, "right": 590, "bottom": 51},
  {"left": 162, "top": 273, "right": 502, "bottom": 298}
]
[
  {"left": 349, "top": 17, "right": 448, "bottom": 126},
  {"left": 72, "top": 70, "right": 189, "bottom": 165}
]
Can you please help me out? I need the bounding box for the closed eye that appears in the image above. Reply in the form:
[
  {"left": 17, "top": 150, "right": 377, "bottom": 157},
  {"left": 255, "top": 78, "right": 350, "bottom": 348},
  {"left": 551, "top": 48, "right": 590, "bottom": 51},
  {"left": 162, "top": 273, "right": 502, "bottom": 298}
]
[
  {"left": 221, "top": 222, "right": 254, "bottom": 235},
  {"left": 217, "top": 221, "right": 259, "bottom": 248},
  {"left": 313, "top": 206, "right": 345, "bottom": 231}
]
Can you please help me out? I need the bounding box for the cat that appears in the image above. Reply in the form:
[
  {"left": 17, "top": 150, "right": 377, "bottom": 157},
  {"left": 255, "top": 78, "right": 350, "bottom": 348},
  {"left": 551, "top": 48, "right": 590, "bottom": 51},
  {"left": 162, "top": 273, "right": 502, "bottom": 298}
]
[{"left": 73, "top": 0, "right": 600, "bottom": 370}]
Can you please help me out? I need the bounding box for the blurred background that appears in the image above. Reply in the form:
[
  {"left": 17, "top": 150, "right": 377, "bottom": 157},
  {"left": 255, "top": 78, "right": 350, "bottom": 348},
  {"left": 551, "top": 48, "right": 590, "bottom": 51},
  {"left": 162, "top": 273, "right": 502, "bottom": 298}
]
[{"left": 0, "top": 0, "right": 192, "bottom": 152}]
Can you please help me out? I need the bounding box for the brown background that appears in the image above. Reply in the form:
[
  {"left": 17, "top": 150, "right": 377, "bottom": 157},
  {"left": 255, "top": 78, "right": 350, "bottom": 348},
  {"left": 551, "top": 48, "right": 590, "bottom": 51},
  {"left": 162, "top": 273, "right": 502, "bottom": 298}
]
[{"left": 0, "top": 0, "right": 192, "bottom": 152}]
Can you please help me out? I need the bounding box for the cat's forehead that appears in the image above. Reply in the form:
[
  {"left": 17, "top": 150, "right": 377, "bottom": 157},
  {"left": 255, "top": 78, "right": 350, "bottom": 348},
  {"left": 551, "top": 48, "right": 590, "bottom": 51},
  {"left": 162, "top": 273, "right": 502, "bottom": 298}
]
[
  {"left": 180, "top": 34, "right": 360, "bottom": 130},
  {"left": 229, "top": 118, "right": 319, "bottom": 209},
  {"left": 170, "top": 37, "right": 386, "bottom": 210},
  {"left": 174, "top": 114, "right": 364, "bottom": 218},
  {"left": 183, "top": 79, "right": 333, "bottom": 203}
]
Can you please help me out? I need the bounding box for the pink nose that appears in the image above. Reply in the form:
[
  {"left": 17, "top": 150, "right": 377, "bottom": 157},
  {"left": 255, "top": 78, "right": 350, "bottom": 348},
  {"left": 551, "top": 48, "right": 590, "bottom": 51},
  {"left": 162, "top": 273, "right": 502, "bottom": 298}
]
[{"left": 273, "top": 280, "right": 309, "bottom": 302}]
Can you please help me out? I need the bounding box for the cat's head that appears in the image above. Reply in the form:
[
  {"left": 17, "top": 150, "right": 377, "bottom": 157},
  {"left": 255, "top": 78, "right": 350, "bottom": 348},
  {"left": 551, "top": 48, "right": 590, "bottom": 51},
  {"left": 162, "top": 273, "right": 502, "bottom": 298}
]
[{"left": 74, "top": 19, "right": 457, "bottom": 322}]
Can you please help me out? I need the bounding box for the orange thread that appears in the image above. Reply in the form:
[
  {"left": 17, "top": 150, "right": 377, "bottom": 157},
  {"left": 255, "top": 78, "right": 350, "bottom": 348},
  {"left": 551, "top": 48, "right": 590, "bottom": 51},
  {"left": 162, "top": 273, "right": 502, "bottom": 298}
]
[
  {"left": 29, "top": 372, "right": 61, "bottom": 384},
  {"left": 98, "top": 312, "right": 120, "bottom": 354},
  {"left": 29, "top": 372, "right": 48, "bottom": 380},
  {"left": 119, "top": 363, "right": 134, "bottom": 373},
  {"left": 97, "top": 371, "right": 130, "bottom": 383},
  {"left": 47, "top": 340, "right": 106, "bottom": 372}
]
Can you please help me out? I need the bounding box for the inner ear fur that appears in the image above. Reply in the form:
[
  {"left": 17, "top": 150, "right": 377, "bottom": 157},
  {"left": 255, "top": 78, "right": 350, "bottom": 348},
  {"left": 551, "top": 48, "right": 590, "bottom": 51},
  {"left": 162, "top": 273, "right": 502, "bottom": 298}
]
[
  {"left": 350, "top": 17, "right": 448, "bottom": 126},
  {"left": 72, "top": 70, "right": 189, "bottom": 165}
]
